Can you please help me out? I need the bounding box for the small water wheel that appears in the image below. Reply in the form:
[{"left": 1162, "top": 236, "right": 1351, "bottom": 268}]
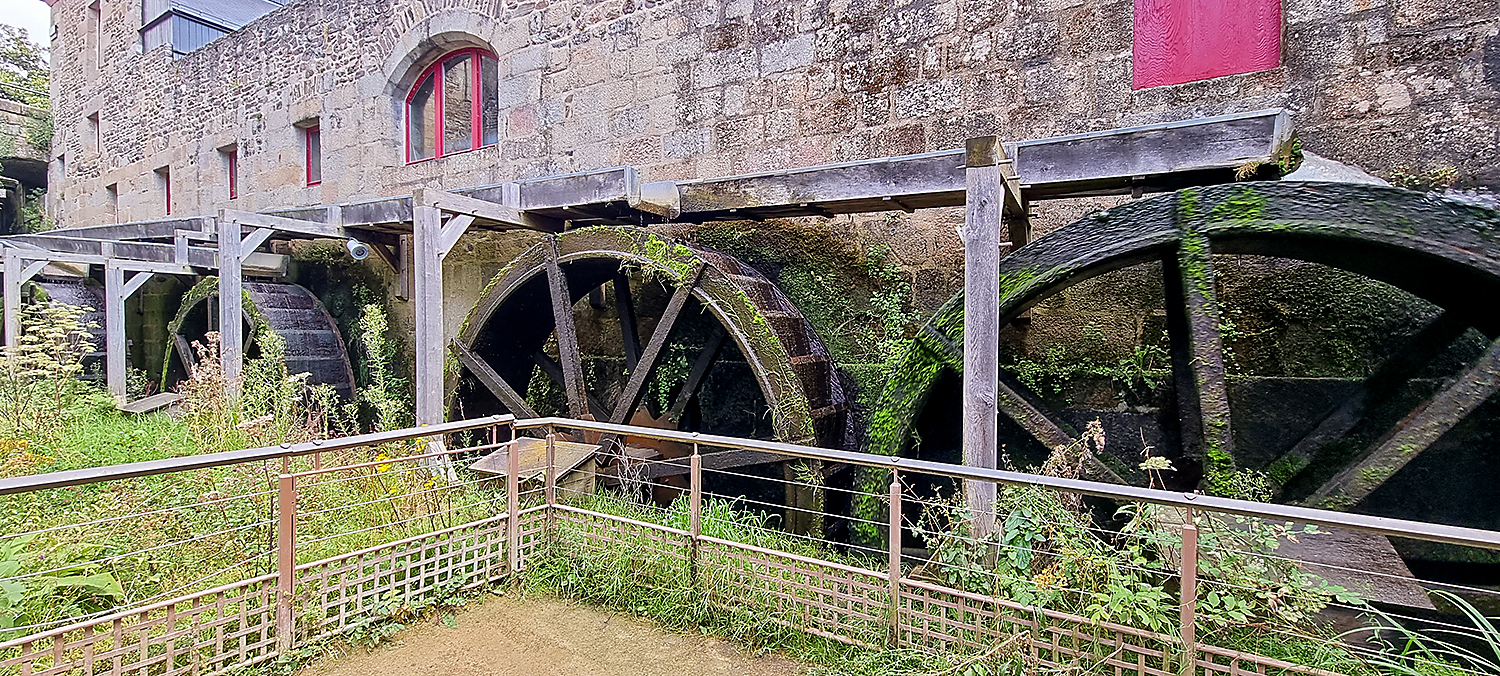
[
  {"left": 450, "top": 227, "right": 850, "bottom": 525},
  {"left": 29, "top": 280, "right": 108, "bottom": 379},
  {"left": 162, "top": 278, "right": 356, "bottom": 400}
]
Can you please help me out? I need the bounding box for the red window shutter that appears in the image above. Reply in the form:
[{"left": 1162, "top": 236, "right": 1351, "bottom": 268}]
[{"left": 1132, "top": 0, "right": 1282, "bottom": 89}]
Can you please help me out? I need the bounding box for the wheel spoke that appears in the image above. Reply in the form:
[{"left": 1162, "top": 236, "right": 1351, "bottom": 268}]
[
  {"left": 546, "top": 236, "right": 588, "bottom": 419},
  {"left": 610, "top": 264, "right": 705, "bottom": 425},
  {"left": 534, "top": 351, "right": 609, "bottom": 420},
  {"left": 614, "top": 270, "right": 641, "bottom": 373},
  {"left": 1307, "top": 337, "right": 1500, "bottom": 509},
  {"left": 995, "top": 371, "right": 1125, "bottom": 484},
  {"left": 1269, "top": 311, "right": 1469, "bottom": 494},
  {"left": 667, "top": 324, "right": 726, "bottom": 422},
  {"left": 174, "top": 334, "right": 198, "bottom": 378},
  {"left": 452, "top": 339, "right": 538, "bottom": 418},
  {"left": 1162, "top": 232, "right": 1236, "bottom": 491}
]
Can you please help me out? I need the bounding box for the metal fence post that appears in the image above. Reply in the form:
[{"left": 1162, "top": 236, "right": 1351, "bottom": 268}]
[
  {"left": 507, "top": 432, "right": 521, "bottom": 574},
  {"left": 545, "top": 431, "right": 557, "bottom": 542},
  {"left": 1180, "top": 506, "right": 1198, "bottom": 675},
  {"left": 690, "top": 444, "right": 702, "bottom": 584},
  {"left": 275, "top": 473, "right": 297, "bottom": 653},
  {"left": 887, "top": 470, "right": 901, "bottom": 646}
]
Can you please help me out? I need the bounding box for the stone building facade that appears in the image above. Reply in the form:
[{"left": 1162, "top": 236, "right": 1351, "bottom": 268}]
[{"left": 44, "top": 0, "right": 1500, "bottom": 225}]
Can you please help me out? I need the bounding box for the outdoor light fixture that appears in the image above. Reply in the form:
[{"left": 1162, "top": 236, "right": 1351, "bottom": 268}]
[{"left": 345, "top": 238, "right": 370, "bottom": 261}]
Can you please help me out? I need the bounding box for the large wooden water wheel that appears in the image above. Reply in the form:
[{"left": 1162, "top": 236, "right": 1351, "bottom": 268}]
[
  {"left": 861, "top": 181, "right": 1500, "bottom": 604},
  {"left": 449, "top": 227, "right": 850, "bottom": 522},
  {"left": 870, "top": 181, "right": 1500, "bottom": 510}
]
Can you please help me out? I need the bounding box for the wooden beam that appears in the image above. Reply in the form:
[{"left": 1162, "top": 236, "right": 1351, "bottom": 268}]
[
  {"left": 962, "top": 135, "right": 1005, "bottom": 535},
  {"left": 48, "top": 217, "right": 211, "bottom": 241},
  {"left": 534, "top": 351, "right": 610, "bottom": 420},
  {"left": 1307, "top": 338, "right": 1500, "bottom": 509},
  {"left": 4, "top": 234, "right": 216, "bottom": 268},
  {"left": 104, "top": 262, "right": 127, "bottom": 403},
  {"left": 221, "top": 209, "right": 345, "bottom": 239},
  {"left": 1162, "top": 220, "right": 1236, "bottom": 492},
  {"left": 412, "top": 204, "right": 444, "bottom": 426},
  {"left": 675, "top": 150, "right": 967, "bottom": 219},
  {"left": 1269, "top": 312, "right": 1470, "bottom": 492},
  {"left": 611, "top": 264, "right": 704, "bottom": 424},
  {"left": 437, "top": 214, "right": 475, "bottom": 261},
  {"left": 414, "top": 187, "right": 563, "bottom": 232},
  {"left": 994, "top": 372, "right": 1125, "bottom": 485},
  {"left": 237, "top": 227, "right": 273, "bottom": 262},
  {"left": 1008, "top": 108, "right": 1293, "bottom": 199},
  {"left": 175, "top": 333, "right": 197, "bottom": 378},
  {"left": 216, "top": 216, "right": 244, "bottom": 398},
  {"left": 516, "top": 166, "right": 638, "bottom": 211},
  {"left": 452, "top": 339, "right": 539, "bottom": 419},
  {"left": 546, "top": 237, "right": 589, "bottom": 419},
  {"left": 614, "top": 271, "right": 641, "bottom": 373},
  {"left": 122, "top": 270, "right": 154, "bottom": 298},
  {"left": 2, "top": 249, "right": 17, "bottom": 347},
  {"left": 667, "top": 325, "right": 726, "bottom": 422}
]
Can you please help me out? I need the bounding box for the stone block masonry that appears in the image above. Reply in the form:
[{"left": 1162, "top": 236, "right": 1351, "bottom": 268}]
[{"left": 37, "top": 0, "right": 1500, "bottom": 352}]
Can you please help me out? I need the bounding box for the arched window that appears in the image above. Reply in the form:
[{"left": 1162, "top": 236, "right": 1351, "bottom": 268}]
[{"left": 405, "top": 48, "right": 500, "bottom": 163}]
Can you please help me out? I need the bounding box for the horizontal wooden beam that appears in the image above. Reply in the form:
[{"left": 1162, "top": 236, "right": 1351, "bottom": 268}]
[
  {"left": 413, "top": 188, "right": 563, "bottom": 232},
  {"left": 2, "top": 234, "right": 215, "bottom": 269},
  {"left": 50, "top": 217, "right": 212, "bottom": 241},
  {"left": 221, "top": 209, "right": 345, "bottom": 239}
]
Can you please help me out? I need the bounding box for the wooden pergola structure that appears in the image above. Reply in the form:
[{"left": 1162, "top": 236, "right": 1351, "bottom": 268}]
[{"left": 0, "top": 109, "right": 1294, "bottom": 507}]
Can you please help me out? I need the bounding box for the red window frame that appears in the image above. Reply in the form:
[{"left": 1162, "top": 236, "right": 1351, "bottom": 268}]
[
  {"left": 305, "top": 125, "right": 321, "bottom": 186},
  {"left": 404, "top": 47, "right": 496, "bottom": 163},
  {"left": 226, "top": 148, "right": 238, "bottom": 199}
]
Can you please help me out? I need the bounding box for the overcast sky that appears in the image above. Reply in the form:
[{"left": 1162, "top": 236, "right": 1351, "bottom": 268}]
[{"left": 1, "top": 0, "right": 52, "bottom": 52}]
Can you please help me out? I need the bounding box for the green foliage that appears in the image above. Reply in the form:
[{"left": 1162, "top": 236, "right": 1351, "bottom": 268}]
[
  {"left": 0, "top": 26, "right": 49, "bottom": 110},
  {"left": 1390, "top": 165, "right": 1461, "bottom": 191},
  {"left": 355, "top": 302, "right": 411, "bottom": 431},
  {"left": 0, "top": 302, "right": 102, "bottom": 441},
  {"left": 1004, "top": 343, "right": 1170, "bottom": 398},
  {"left": 0, "top": 535, "right": 123, "bottom": 631},
  {"left": 1352, "top": 591, "right": 1500, "bottom": 676}
]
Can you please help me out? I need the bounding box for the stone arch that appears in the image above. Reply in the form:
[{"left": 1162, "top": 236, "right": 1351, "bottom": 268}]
[{"left": 378, "top": 8, "right": 509, "bottom": 155}]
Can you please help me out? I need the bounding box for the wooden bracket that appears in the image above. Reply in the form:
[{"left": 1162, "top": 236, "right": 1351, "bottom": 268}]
[
  {"left": 238, "top": 227, "right": 274, "bottom": 263},
  {"left": 437, "top": 214, "right": 476, "bottom": 261}
]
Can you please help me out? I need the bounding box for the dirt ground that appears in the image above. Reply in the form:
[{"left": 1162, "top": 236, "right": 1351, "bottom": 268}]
[{"left": 298, "top": 594, "right": 804, "bottom": 676}]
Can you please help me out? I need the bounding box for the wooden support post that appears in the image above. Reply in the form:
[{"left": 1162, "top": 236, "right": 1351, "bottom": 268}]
[
  {"left": 276, "top": 473, "right": 297, "bottom": 654},
  {"left": 3, "top": 249, "right": 22, "bottom": 348},
  {"left": 104, "top": 262, "right": 127, "bottom": 403},
  {"left": 1180, "top": 507, "right": 1198, "bottom": 675},
  {"left": 507, "top": 431, "right": 521, "bottom": 573},
  {"left": 963, "top": 136, "right": 1005, "bottom": 535},
  {"left": 887, "top": 472, "right": 902, "bottom": 646},
  {"left": 546, "top": 238, "right": 588, "bottom": 420},
  {"left": 412, "top": 204, "right": 444, "bottom": 428},
  {"left": 690, "top": 445, "right": 701, "bottom": 583},
  {"left": 216, "top": 215, "right": 244, "bottom": 398}
]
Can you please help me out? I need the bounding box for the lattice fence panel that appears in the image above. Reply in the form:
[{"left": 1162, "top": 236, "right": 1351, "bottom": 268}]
[
  {"left": 698, "top": 537, "right": 888, "bottom": 648},
  {"left": 0, "top": 574, "right": 277, "bottom": 676},
  {"left": 296, "top": 515, "right": 509, "bottom": 642},
  {"left": 550, "top": 507, "right": 692, "bottom": 588}
]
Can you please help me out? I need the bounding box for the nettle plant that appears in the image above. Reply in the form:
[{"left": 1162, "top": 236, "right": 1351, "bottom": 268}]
[{"left": 908, "top": 421, "right": 1361, "bottom": 639}]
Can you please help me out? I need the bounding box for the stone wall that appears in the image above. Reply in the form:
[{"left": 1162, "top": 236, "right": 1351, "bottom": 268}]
[{"left": 40, "top": 0, "right": 1500, "bottom": 350}]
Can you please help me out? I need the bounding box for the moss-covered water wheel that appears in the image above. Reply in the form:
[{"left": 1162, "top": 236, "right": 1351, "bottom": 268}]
[
  {"left": 449, "top": 227, "right": 849, "bottom": 530},
  {"left": 866, "top": 182, "right": 1500, "bottom": 573},
  {"left": 161, "top": 278, "right": 356, "bottom": 400}
]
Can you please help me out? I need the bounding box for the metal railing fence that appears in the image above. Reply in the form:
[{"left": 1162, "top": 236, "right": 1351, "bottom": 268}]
[{"left": 0, "top": 414, "right": 1494, "bottom": 676}]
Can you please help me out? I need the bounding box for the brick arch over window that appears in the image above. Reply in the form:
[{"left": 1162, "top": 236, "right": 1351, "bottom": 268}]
[{"left": 404, "top": 48, "right": 500, "bottom": 162}]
